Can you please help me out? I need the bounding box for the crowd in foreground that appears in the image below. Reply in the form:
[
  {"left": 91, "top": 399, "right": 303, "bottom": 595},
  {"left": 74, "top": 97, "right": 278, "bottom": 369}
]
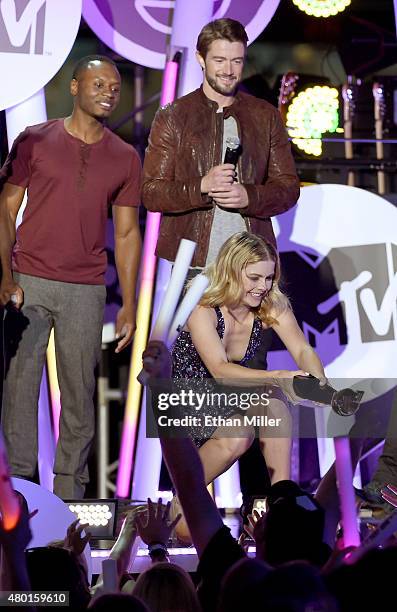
[{"left": 0, "top": 340, "right": 396, "bottom": 611}]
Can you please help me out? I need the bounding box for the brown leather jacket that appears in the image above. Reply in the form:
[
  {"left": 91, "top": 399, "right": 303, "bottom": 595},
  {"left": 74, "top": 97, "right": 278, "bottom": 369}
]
[{"left": 142, "top": 87, "right": 299, "bottom": 266}]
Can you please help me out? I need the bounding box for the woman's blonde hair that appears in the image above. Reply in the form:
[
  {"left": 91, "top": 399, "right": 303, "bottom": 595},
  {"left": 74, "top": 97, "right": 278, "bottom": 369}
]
[
  {"left": 201, "top": 232, "right": 289, "bottom": 326},
  {"left": 133, "top": 562, "right": 201, "bottom": 612}
]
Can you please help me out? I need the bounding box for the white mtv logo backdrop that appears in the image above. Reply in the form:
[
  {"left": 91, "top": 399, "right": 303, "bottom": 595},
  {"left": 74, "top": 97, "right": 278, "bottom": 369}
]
[
  {"left": 271, "top": 184, "right": 397, "bottom": 387},
  {"left": 83, "top": 0, "right": 281, "bottom": 69},
  {"left": 269, "top": 184, "right": 397, "bottom": 477},
  {"left": 0, "top": 0, "right": 82, "bottom": 110}
]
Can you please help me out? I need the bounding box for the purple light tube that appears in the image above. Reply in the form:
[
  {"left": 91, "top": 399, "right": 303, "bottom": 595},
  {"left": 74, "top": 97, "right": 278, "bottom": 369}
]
[
  {"left": 116, "top": 212, "right": 161, "bottom": 497},
  {"left": 334, "top": 436, "right": 361, "bottom": 548},
  {"left": 116, "top": 58, "right": 180, "bottom": 498},
  {"left": 161, "top": 61, "right": 179, "bottom": 105}
]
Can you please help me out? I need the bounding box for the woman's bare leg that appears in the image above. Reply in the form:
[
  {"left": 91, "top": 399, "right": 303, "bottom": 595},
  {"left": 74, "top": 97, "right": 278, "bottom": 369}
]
[
  {"left": 259, "top": 397, "right": 292, "bottom": 484},
  {"left": 173, "top": 425, "right": 254, "bottom": 544},
  {"left": 260, "top": 435, "right": 292, "bottom": 483},
  {"left": 199, "top": 433, "right": 254, "bottom": 484}
]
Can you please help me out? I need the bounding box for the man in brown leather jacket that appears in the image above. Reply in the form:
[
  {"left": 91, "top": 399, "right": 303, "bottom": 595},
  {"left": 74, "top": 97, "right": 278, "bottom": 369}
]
[
  {"left": 143, "top": 19, "right": 301, "bottom": 515},
  {"left": 142, "top": 18, "right": 300, "bottom": 268}
]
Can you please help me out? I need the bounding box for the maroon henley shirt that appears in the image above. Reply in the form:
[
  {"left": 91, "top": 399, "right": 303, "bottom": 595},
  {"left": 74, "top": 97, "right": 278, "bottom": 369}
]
[{"left": 1, "top": 119, "right": 141, "bottom": 285}]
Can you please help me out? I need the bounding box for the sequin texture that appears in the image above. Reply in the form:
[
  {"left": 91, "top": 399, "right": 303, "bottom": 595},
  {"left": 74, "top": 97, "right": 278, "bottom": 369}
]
[{"left": 171, "top": 306, "right": 266, "bottom": 443}]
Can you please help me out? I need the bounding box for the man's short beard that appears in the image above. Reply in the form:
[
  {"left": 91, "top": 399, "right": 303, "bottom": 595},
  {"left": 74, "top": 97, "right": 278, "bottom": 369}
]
[{"left": 206, "top": 74, "right": 237, "bottom": 97}]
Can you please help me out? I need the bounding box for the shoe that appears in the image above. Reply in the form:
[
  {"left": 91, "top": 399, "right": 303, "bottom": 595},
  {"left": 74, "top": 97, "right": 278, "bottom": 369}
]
[
  {"left": 355, "top": 481, "right": 384, "bottom": 504},
  {"left": 355, "top": 481, "right": 395, "bottom": 517},
  {"left": 363, "top": 481, "right": 388, "bottom": 505}
]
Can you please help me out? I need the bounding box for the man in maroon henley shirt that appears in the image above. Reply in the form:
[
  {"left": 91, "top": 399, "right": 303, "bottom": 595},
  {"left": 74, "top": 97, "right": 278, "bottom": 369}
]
[{"left": 0, "top": 55, "right": 142, "bottom": 499}]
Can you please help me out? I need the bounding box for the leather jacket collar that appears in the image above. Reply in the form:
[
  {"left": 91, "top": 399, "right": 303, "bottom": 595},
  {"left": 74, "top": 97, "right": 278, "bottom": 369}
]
[{"left": 197, "top": 85, "right": 242, "bottom": 118}]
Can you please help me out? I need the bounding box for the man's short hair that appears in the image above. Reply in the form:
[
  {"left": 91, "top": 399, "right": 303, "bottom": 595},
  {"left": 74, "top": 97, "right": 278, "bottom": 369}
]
[
  {"left": 196, "top": 18, "right": 248, "bottom": 59},
  {"left": 72, "top": 55, "right": 118, "bottom": 80}
]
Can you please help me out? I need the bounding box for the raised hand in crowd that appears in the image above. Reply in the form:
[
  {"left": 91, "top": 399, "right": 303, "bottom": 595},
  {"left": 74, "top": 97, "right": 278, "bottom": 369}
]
[
  {"left": 135, "top": 497, "right": 181, "bottom": 562},
  {"left": 92, "top": 510, "right": 140, "bottom": 599},
  {"left": 142, "top": 340, "right": 172, "bottom": 379},
  {"left": 64, "top": 518, "right": 91, "bottom": 556}
]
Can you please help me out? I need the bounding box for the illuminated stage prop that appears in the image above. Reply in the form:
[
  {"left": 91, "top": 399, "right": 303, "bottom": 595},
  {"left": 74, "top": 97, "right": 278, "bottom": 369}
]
[
  {"left": 0, "top": 0, "right": 82, "bottom": 111},
  {"left": 334, "top": 437, "right": 361, "bottom": 547},
  {"left": 167, "top": 274, "right": 210, "bottom": 346},
  {"left": 138, "top": 243, "right": 209, "bottom": 382},
  {"left": 11, "top": 478, "right": 92, "bottom": 581},
  {"left": 116, "top": 207, "right": 162, "bottom": 497},
  {"left": 151, "top": 239, "right": 196, "bottom": 343},
  {"left": 137, "top": 238, "right": 197, "bottom": 385}
]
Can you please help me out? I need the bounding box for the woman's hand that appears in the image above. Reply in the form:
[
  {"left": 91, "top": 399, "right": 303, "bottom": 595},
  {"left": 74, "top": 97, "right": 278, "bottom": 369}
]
[
  {"left": 317, "top": 375, "right": 329, "bottom": 387},
  {"left": 267, "top": 370, "right": 307, "bottom": 404},
  {"left": 272, "top": 369, "right": 307, "bottom": 379}
]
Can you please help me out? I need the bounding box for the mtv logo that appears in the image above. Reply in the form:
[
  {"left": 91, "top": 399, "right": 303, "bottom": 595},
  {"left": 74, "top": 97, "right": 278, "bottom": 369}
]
[
  {"left": 326, "top": 243, "right": 397, "bottom": 344},
  {"left": 0, "top": 0, "right": 46, "bottom": 55},
  {"left": 303, "top": 320, "right": 342, "bottom": 365}
]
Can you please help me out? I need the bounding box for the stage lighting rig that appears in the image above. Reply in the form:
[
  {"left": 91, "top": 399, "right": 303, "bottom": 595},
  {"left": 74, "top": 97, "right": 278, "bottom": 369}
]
[
  {"left": 292, "top": 0, "right": 351, "bottom": 18},
  {"left": 66, "top": 500, "right": 118, "bottom": 539},
  {"left": 286, "top": 85, "right": 340, "bottom": 156}
]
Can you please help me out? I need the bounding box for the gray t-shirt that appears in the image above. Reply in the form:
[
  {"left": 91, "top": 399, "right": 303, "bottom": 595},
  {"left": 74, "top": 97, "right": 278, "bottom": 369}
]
[{"left": 205, "top": 114, "right": 246, "bottom": 265}]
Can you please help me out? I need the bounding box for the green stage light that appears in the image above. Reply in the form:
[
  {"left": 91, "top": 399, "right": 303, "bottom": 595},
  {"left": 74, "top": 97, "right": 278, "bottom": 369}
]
[
  {"left": 286, "top": 85, "right": 340, "bottom": 156},
  {"left": 292, "top": 0, "right": 351, "bottom": 18}
]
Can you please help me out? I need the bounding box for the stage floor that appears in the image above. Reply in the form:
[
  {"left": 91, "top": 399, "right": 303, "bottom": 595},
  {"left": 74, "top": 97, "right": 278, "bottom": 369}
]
[
  {"left": 90, "top": 513, "right": 244, "bottom": 575},
  {"left": 90, "top": 505, "right": 386, "bottom": 575}
]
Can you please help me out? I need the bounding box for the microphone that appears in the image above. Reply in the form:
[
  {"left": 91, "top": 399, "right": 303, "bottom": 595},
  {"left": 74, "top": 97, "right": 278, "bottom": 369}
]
[
  {"left": 292, "top": 374, "right": 364, "bottom": 417},
  {"left": 224, "top": 136, "right": 241, "bottom": 167}
]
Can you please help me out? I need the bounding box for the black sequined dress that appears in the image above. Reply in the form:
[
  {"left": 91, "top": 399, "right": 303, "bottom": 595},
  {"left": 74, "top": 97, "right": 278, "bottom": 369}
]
[{"left": 172, "top": 306, "right": 273, "bottom": 443}]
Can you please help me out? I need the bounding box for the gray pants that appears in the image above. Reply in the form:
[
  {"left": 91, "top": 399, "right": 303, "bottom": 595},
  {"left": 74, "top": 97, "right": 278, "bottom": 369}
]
[{"left": 1, "top": 273, "right": 106, "bottom": 499}]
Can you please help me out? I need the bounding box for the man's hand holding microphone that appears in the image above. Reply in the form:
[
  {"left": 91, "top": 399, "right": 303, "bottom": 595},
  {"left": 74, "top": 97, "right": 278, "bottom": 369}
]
[
  {"left": 0, "top": 277, "right": 23, "bottom": 309},
  {"left": 200, "top": 136, "right": 248, "bottom": 209}
]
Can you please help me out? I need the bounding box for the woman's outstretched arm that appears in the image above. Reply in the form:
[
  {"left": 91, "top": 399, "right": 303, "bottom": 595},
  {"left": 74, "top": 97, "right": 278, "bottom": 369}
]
[
  {"left": 271, "top": 306, "right": 327, "bottom": 384},
  {"left": 186, "top": 305, "right": 304, "bottom": 385}
]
